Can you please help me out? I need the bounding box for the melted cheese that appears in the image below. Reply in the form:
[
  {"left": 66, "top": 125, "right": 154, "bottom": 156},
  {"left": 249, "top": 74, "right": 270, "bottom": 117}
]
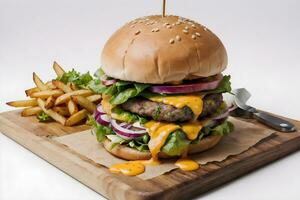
[
  {"left": 144, "top": 120, "right": 203, "bottom": 145},
  {"left": 104, "top": 94, "right": 206, "bottom": 176},
  {"left": 175, "top": 159, "right": 199, "bottom": 171},
  {"left": 101, "top": 95, "right": 114, "bottom": 114},
  {"left": 149, "top": 95, "right": 203, "bottom": 119},
  {"left": 181, "top": 122, "right": 203, "bottom": 140},
  {"left": 109, "top": 162, "right": 145, "bottom": 176},
  {"left": 144, "top": 121, "right": 180, "bottom": 160},
  {"left": 109, "top": 158, "right": 160, "bottom": 176}
]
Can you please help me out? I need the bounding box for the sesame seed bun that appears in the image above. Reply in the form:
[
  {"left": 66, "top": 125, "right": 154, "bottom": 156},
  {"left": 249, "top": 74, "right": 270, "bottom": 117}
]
[
  {"left": 102, "top": 135, "right": 222, "bottom": 161},
  {"left": 101, "top": 15, "right": 227, "bottom": 84}
]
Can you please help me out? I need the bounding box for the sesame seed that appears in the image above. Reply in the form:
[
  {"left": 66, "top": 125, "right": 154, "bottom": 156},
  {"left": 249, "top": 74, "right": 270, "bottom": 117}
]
[
  {"left": 191, "top": 24, "right": 196, "bottom": 28},
  {"left": 172, "top": 23, "right": 175, "bottom": 26},
  {"left": 176, "top": 35, "right": 181, "bottom": 41},
  {"left": 130, "top": 25, "right": 135, "bottom": 28},
  {"left": 166, "top": 25, "right": 172, "bottom": 29},
  {"left": 183, "top": 29, "right": 189, "bottom": 34},
  {"left": 192, "top": 34, "right": 196, "bottom": 40},
  {"left": 184, "top": 26, "right": 189, "bottom": 30},
  {"left": 151, "top": 28, "right": 160, "bottom": 32},
  {"left": 195, "top": 32, "right": 201, "bottom": 37},
  {"left": 169, "top": 39, "right": 175, "bottom": 44},
  {"left": 176, "top": 21, "right": 181, "bottom": 25},
  {"left": 204, "top": 27, "right": 208, "bottom": 31},
  {"left": 135, "top": 30, "right": 141, "bottom": 35}
]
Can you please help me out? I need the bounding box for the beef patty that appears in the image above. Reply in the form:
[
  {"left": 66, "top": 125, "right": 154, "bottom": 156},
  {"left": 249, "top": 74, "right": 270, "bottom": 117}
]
[{"left": 120, "top": 94, "right": 223, "bottom": 122}]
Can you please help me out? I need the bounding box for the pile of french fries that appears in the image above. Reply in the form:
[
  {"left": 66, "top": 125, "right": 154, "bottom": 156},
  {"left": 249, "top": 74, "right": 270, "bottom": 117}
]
[{"left": 6, "top": 62, "right": 101, "bottom": 126}]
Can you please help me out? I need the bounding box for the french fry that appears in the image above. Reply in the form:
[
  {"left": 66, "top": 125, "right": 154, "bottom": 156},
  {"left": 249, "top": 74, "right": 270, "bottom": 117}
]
[
  {"left": 65, "top": 109, "right": 88, "bottom": 126},
  {"left": 6, "top": 99, "right": 38, "bottom": 107},
  {"left": 69, "top": 82, "right": 78, "bottom": 91},
  {"left": 52, "top": 80, "right": 72, "bottom": 93},
  {"left": 67, "top": 100, "right": 78, "bottom": 115},
  {"left": 46, "top": 81, "right": 56, "bottom": 89},
  {"left": 25, "top": 81, "right": 55, "bottom": 96},
  {"left": 25, "top": 87, "right": 40, "bottom": 96},
  {"left": 37, "top": 98, "right": 66, "bottom": 125},
  {"left": 71, "top": 96, "right": 96, "bottom": 113},
  {"left": 53, "top": 61, "right": 65, "bottom": 77},
  {"left": 45, "top": 96, "right": 55, "bottom": 109},
  {"left": 52, "top": 107, "right": 70, "bottom": 116},
  {"left": 21, "top": 106, "right": 42, "bottom": 116},
  {"left": 31, "top": 89, "right": 63, "bottom": 99},
  {"left": 86, "top": 94, "right": 102, "bottom": 103},
  {"left": 33, "top": 72, "right": 48, "bottom": 91},
  {"left": 55, "top": 90, "right": 93, "bottom": 105}
]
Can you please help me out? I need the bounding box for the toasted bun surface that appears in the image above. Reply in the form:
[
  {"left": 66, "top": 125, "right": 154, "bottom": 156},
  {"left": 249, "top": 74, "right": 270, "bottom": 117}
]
[
  {"left": 101, "top": 15, "right": 227, "bottom": 84},
  {"left": 103, "top": 135, "right": 222, "bottom": 161}
]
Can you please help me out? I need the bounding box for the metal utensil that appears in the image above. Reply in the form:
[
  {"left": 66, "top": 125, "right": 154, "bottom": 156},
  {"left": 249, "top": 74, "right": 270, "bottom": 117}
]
[{"left": 224, "top": 88, "right": 296, "bottom": 132}]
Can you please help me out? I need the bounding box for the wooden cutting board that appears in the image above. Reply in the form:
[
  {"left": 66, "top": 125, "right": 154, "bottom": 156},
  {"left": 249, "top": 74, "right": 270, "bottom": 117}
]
[{"left": 1, "top": 110, "right": 300, "bottom": 200}]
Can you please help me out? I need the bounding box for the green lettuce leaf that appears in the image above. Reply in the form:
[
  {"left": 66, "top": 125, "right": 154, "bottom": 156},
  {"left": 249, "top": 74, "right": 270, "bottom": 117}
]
[
  {"left": 37, "top": 111, "right": 52, "bottom": 122},
  {"left": 161, "top": 130, "right": 190, "bottom": 156},
  {"left": 115, "top": 81, "right": 131, "bottom": 92},
  {"left": 204, "top": 75, "right": 232, "bottom": 95},
  {"left": 94, "top": 68, "right": 105, "bottom": 79},
  {"left": 89, "top": 69, "right": 150, "bottom": 104},
  {"left": 109, "top": 83, "right": 150, "bottom": 105},
  {"left": 128, "top": 134, "right": 149, "bottom": 151},
  {"left": 192, "top": 120, "right": 234, "bottom": 144},
  {"left": 111, "top": 107, "right": 148, "bottom": 124},
  {"left": 88, "top": 79, "right": 117, "bottom": 95},
  {"left": 106, "top": 135, "right": 126, "bottom": 149},
  {"left": 128, "top": 140, "right": 149, "bottom": 152},
  {"left": 88, "top": 115, "right": 114, "bottom": 142},
  {"left": 210, "top": 120, "right": 234, "bottom": 136},
  {"left": 58, "top": 69, "right": 93, "bottom": 88},
  {"left": 107, "top": 133, "right": 150, "bottom": 152}
]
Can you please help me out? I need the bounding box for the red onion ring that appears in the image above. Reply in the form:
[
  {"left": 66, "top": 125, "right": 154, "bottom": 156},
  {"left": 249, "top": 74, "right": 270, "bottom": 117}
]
[
  {"left": 95, "top": 105, "right": 105, "bottom": 116},
  {"left": 119, "top": 122, "right": 133, "bottom": 129},
  {"left": 111, "top": 119, "right": 147, "bottom": 140},
  {"left": 213, "top": 109, "right": 230, "bottom": 120},
  {"left": 96, "top": 114, "right": 111, "bottom": 126},
  {"left": 149, "top": 74, "right": 223, "bottom": 94},
  {"left": 102, "top": 79, "right": 117, "bottom": 86}
]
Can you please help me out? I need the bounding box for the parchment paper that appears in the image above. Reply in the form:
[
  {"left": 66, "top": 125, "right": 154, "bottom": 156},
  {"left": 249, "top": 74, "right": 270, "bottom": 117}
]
[{"left": 54, "top": 117, "right": 275, "bottom": 180}]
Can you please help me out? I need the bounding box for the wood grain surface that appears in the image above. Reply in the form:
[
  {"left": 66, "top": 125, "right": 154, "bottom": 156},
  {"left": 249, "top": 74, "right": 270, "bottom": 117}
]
[{"left": 0, "top": 110, "right": 300, "bottom": 200}]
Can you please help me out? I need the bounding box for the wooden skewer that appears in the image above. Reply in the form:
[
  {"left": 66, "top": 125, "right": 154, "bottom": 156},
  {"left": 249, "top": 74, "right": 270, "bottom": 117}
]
[{"left": 162, "top": 0, "right": 166, "bottom": 17}]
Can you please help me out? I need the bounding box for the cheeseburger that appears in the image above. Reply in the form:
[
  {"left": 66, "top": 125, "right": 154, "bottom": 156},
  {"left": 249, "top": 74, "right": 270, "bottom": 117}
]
[{"left": 89, "top": 15, "right": 234, "bottom": 162}]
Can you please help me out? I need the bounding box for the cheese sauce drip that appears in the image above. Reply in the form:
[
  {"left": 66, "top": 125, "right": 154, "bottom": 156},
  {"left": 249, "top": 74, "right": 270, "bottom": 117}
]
[
  {"left": 181, "top": 122, "right": 203, "bottom": 140},
  {"left": 103, "top": 95, "right": 204, "bottom": 176},
  {"left": 109, "top": 162, "right": 145, "bottom": 176},
  {"left": 149, "top": 95, "right": 203, "bottom": 119},
  {"left": 101, "top": 95, "right": 114, "bottom": 114},
  {"left": 144, "top": 121, "right": 180, "bottom": 160},
  {"left": 175, "top": 159, "right": 199, "bottom": 171}
]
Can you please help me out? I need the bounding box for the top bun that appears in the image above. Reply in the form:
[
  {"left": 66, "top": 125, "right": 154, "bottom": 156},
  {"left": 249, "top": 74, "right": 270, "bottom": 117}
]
[{"left": 101, "top": 15, "right": 227, "bottom": 84}]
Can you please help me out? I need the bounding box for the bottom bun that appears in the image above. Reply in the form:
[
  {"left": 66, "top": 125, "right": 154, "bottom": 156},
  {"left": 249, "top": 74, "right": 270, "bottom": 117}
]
[{"left": 102, "top": 135, "right": 222, "bottom": 161}]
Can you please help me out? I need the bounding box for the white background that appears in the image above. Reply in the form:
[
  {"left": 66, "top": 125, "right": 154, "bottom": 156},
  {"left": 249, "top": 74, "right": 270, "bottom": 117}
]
[{"left": 1, "top": 0, "right": 300, "bottom": 199}]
